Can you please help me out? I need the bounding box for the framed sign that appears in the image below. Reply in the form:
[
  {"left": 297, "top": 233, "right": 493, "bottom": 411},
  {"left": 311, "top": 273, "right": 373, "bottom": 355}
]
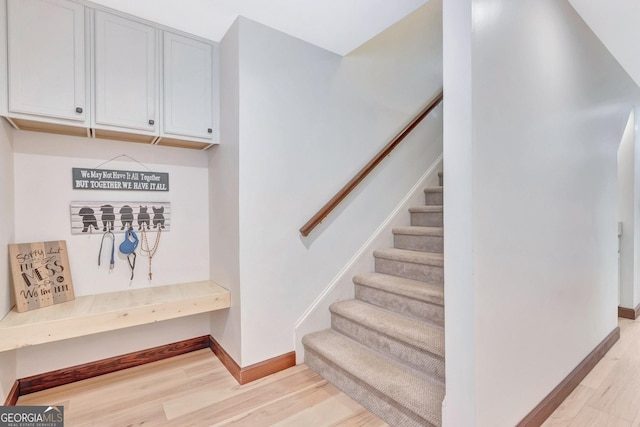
[
  {"left": 72, "top": 168, "right": 169, "bottom": 191},
  {"left": 8, "top": 241, "right": 75, "bottom": 313}
]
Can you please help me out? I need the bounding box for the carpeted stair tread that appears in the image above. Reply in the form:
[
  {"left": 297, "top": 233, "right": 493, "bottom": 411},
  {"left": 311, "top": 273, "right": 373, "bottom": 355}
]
[
  {"left": 409, "top": 205, "right": 443, "bottom": 213},
  {"left": 374, "top": 248, "right": 444, "bottom": 266},
  {"left": 353, "top": 272, "right": 443, "bottom": 306},
  {"left": 302, "top": 329, "right": 444, "bottom": 425},
  {"left": 330, "top": 299, "right": 444, "bottom": 357},
  {"left": 423, "top": 187, "right": 443, "bottom": 193},
  {"left": 393, "top": 226, "right": 443, "bottom": 237}
]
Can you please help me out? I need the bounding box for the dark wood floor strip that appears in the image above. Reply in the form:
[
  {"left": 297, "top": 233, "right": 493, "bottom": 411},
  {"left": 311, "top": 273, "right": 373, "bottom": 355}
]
[
  {"left": 208, "top": 336, "right": 295, "bottom": 384},
  {"left": 18, "top": 335, "right": 210, "bottom": 396},
  {"left": 4, "top": 380, "right": 20, "bottom": 406},
  {"left": 209, "top": 335, "right": 242, "bottom": 383},
  {"left": 8, "top": 335, "right": 296, "bottom": 404},
  {"left": 618, "top": 304, "right": 640, "bottom": 320}
]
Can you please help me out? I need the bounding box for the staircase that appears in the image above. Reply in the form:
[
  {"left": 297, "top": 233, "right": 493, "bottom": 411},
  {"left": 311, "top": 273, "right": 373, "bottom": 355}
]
[{"left": 302, "top": 173, "right": 445, "bottom": 427}]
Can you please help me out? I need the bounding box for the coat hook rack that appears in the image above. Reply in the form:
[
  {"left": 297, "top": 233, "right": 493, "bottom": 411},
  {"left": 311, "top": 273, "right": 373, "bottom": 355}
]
[{"left": 70, "top": 202, "right": 171, "bottom": 235}]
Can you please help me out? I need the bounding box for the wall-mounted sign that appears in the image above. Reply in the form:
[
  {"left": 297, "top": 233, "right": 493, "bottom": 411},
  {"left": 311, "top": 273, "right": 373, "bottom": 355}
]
[
  {"left": 70, "top": 201, "right": 171, "bottom": 234},
  {"left": 72, "top": 168, "right": 169, "bottom": 191},
  {"left": 8, "top": 241, "right": 75, "bottom": 313}
]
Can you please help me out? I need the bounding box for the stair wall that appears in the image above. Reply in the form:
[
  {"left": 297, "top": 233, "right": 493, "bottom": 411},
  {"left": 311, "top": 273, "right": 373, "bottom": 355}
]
[
  {"left": 294, "top": 156, "right": 443, "bottom": 361},
  {"left": 302, "top": 172, "right": 446, "bottom": 425}
]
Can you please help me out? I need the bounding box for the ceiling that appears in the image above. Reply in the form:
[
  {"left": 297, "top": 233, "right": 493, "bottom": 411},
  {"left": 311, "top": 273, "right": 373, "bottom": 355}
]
[{"left": 88, "top": 0, "right": 430, "bottom": 56}]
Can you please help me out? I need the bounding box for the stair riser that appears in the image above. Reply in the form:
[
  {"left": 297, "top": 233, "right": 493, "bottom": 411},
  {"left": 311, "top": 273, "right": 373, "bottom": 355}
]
[
  {"left": 304, "top": 347, "right": 437, "bottom": 427},
  {"left": 424, "top": 191, "right": 443, "bottom": 206},
  {"left": 331, "top": 314, "right": 445, "bottom": 382},
  {"left": 354, "top": 284, "right": 444, "bottom": 326},
  {"left": 375, "top": 258, "right": 444, "bottom": 284},
  {"left": 394, "top": 234, "right": 443, "bottom": 253},
  {"left": 410, "top": 211, "right": 443, "bottom": 227}
]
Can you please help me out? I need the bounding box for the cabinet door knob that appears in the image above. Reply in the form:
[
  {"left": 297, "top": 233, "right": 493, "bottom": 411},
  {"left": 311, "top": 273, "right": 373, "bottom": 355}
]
[
  {"left": 207, "top": 128, "right": 213, "bottom": 133},
  {"left": 76, "top": 107, "right": 83, "bottom": 114},
  {"left": 148, "top": 119, "right": 155, "bottom": 125}
]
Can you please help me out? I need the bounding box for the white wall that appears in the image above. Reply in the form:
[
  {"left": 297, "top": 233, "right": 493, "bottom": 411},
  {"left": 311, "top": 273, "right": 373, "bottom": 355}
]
[
  {"left": 12, "top": 131, "right": 210, "bottom": 296},
  {"left": 5, "top": 130, "right": 212, "bottom": 377},
  {"left": 569, "top": 0, "right": 640, "bottom": 88},
  {"left": 293, "top": 0, "right": 443, "bottom": 360},
  {"left": 441, "top": 0, "right": 475, "bottom": 424},
  {"left": 294, "top": 128, "right": 442, "bottom": 361},
  {"left": 0, "top": 118, "right": 16, "bottom": 402},
  {"left": 443, "top": 0, "right": 640, "bottom": 425},
  {"left": 226, "top": 0, "right": 443, "bottom": 366},
  {"left": 0, "top": 0, "right": 7, "bottom": 117},
  {"left": 617, "top": 111, "right": 635, "bottom": 308},
  {"left": 634, "top": 107, "right": 640, "bottom": 309},
  {"left": 209, "top": 18, "right": 242, "bottom": 364}
]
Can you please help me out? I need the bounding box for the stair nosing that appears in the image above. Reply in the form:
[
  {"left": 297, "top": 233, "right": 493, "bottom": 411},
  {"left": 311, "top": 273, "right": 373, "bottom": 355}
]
[
  {"left": 374, "top": 248, "right": 444, "bottom": 266},
  {"left": 392, "top": 226, "right": 444, "bottom": 237},
  {"left": 409, "top": 205, "right": 443, "bottom": 213}
]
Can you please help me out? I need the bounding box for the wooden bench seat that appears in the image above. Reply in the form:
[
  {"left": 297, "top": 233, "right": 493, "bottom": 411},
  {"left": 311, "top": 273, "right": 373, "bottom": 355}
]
[{"left": 0, "top": 280, "right": 230, "bottom": 352}]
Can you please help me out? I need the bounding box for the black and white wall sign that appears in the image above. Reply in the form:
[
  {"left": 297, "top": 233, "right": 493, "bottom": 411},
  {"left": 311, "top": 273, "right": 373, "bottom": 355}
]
[
  {"left": 70, "top": 202, "right": 171, "bottom": 235},
  {"left": 72, "top": 168, "right": 169, "bottom": 191}
]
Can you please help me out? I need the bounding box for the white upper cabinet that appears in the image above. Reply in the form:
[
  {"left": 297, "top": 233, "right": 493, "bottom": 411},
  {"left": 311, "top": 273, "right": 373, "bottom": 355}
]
[
  {"left": 1, "top": 0, "right": 218, "bottom": 148},
  {"left": 93, "top": 10, "right": 158, "bottom": 134},
  {"left": 162, "top": 32, "right": 214, "bottom": 141},
  {"left": 7, "top": 0, "right": 86, "bottom": 123}
]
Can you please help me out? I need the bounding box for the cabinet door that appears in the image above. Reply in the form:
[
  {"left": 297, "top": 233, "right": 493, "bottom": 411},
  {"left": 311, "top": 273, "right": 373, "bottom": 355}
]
[
  {"left": 7, "top": 0, "right": 86, "bottom": 122},
  {"left": 94, "top": 11, "right": 157, "bottom": 132},
  {"left": 163, "top": 32, "right": 213, "bottom": 140}
]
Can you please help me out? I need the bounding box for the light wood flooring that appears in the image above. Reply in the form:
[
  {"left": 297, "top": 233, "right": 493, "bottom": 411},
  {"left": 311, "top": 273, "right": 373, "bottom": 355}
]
[
  {"left": 17, "top": 316, "right": 640, "bottom": 426},
  {"left": 16, "top": 349, "right": 389, "bottom": 426},
  {"left": 543, "top": 316, "right": 640, "bottom": 426}
]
